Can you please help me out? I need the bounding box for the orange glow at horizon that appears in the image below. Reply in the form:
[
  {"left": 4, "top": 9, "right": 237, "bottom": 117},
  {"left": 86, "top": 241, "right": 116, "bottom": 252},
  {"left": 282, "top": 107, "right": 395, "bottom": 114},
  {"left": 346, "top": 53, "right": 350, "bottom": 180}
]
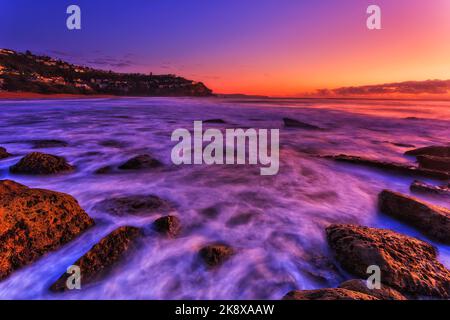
[{"left": 170, "top": 1, "right": 450, "bottom": 97}]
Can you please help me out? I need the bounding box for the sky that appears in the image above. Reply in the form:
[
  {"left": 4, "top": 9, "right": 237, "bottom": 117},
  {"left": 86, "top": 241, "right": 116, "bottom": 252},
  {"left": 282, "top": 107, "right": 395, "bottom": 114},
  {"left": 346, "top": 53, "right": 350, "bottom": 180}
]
[{"left": 1, "top": 0, "right": 449, "bottom": 97}]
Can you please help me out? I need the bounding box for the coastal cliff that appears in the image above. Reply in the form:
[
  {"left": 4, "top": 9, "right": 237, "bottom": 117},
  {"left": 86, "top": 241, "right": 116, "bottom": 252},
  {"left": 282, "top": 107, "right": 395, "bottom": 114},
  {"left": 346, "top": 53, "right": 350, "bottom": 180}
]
[{"left": 0, "top": 49, "right": 213, "bottom": 97}]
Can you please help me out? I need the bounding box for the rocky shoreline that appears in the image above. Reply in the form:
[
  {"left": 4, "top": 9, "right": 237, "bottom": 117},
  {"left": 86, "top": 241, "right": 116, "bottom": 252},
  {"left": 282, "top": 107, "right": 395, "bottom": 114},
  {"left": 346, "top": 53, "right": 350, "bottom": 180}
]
[{"left": 0, "top": 142, "right": 449, "bottom": 299}]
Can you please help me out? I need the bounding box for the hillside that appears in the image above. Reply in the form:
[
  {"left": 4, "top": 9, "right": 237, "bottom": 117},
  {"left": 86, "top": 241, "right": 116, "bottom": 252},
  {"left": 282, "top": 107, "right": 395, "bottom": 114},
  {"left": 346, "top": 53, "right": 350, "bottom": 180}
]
[{"left": 0, "top": 49, "right": 213, "bottom": 97}]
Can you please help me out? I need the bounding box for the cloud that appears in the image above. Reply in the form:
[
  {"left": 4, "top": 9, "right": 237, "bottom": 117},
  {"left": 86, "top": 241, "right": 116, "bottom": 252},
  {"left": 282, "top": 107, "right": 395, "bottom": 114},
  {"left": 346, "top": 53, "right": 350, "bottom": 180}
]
[
  {"left": 48, "top": 50, "right": 74, "bottom": 57},
  {"left": 42, "top": 50, "right": 139, "bottom": 70},
  {"left": 86, "top": 57, "right": 135, "bottom": 68},
  {"left": 317, "top": 80, "right": 450, "bottom": 97}
]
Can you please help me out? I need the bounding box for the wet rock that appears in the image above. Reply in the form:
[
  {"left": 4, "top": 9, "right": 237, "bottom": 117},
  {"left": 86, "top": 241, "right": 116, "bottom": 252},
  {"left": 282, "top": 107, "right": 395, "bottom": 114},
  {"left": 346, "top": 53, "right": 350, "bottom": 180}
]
[
  {"left": 28, "top": 139, "right": 68, "bottom": 149},
  {"left": 94, "top": 194, "right": 174, "bottom": 217},
  {"left": 0, "top": 147, "right": 12, "bottom": 159},
  {"left": 0, "top": 179, "right": 27, "bottom": 196},
  {"left": 9, "top": 152, "right": 74, "bottom": 175},
  {"left": 50, "top": 226, "right": 141, "bottom": 292},
  {"left": 153, "top": 215, "right": 181, "bottom": 237},
  {"left": 0, "top": 180, "right": 94, "bottom": 281},
  {"left": 417, "top": 155, "right": 450, "bottom": 172},
  {"left": 283, "top": 288, "right": 378, "bottom": 300},
  {"left": 379, "top": 190, "right": 450, "bottom": 243},
  {"left": 339, "top": 279, "right": 407, "bottom": 300},
  {"left": 94, "top": 165, "right": 114, "bottom": 175},
  {"left": 405, "top": 145, "right": 450, "bottom": 157},
  {"left": 118, "top": 154, "right": 162, "bottom": 170},
  {"left": 199, "top": 244, "right": 235, "bottom": 268},
  {"left": 326, "top": 224, "right": 450, "bottom": 298},
  {"left": 323, "top": 154, "right": 450, "bottom": 180},
  {"left": 303, "top": 254, "right": 341, "bottom": 284},
  {"left": 203, "top": 119, "right": 226, "bottom": 124},
  {"left": 410, "top": 180, "right": 450, "bottom": 197},
  {"left": 283, "top": 117, "right": 322, "bottom": 130}
]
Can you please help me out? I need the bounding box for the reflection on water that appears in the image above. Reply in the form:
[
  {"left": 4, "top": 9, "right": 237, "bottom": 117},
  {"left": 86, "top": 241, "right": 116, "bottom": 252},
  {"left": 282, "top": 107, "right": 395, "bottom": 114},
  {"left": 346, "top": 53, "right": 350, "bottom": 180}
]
[{"left": 0, "top": 97, "right": 449, "bottom": 299}]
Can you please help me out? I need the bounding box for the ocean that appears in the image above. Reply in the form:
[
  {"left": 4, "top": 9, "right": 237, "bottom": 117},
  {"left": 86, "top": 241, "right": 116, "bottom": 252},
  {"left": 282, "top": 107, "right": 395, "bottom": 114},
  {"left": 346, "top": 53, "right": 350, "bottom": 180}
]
[{"left": 0, "top": 97, "right": 449, "bottom": 299}]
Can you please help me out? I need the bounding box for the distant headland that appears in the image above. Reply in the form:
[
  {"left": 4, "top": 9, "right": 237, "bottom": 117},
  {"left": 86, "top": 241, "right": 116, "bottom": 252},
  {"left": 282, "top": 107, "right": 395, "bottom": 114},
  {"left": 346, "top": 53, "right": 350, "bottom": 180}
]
[{"left": 0, "top": 49, "right": 213, "bottom": 97}]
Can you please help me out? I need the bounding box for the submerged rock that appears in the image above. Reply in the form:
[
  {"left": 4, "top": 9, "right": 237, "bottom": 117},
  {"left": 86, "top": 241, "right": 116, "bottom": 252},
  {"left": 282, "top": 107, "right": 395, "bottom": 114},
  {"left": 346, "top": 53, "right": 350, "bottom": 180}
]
[
  {"left": 0, "top": 180, "right": 94, "bottom": 281},
  {"left": 50, "top": 226, "right": 141, "bottom": 292},
  {"left": 323, "top": 154, "right": 450, "bottom": 180},
  {"left": 199, "top": 206, "right": 221, "bottom": 219},
  {"left": 94, "top": 194, "right": 174, "bottom": 217},
  {"left": 384, "top": 141, "right": 415, "bottom": 148},
  {"left": 283, "top": 288, "right": 378, "bottom": 300},
  {"left": 99, "top": 140, "right": 127, "bottom": 149},
  {"left": 417, "top": 155, "right": 450, "bottom": 173},
  {"left": 28, "top": 139, "right": 68, "bottom": 149},
  {"left": 326, "top": 224, "right": 450, "bottom": 298},
  {"left": 226, "top": 212, "right": 254, "bottom": 227},
  {"left": 405, "top": 145, "right": 450, "bottom": 157},
  {"left": 379, "top": 190, "right": 450, "bottom": 243},
  {"left": 203, "top": 119, "right": 227, "bottom": 124},
  {"left": 199, "top": 244, "right": 234, "bottom": 268},
  {"left": 339, "top": 279, "right": 407, "bottom": 300},
  {"left": 283, "top": 117, "right": 322, "bottom": 130},
  {"left": 94, "top": 165, "right": 114, "bottom": 175},
  {"left": 410, "top": 180, "right": 450, "bottom": 197},
  {"left": 153, "top": 215, "right": 181, "bottom": 237},
  {"left": 9, "top": 152, "right": 74, "bottom": 175},
  {"left": 118, "top": 154, "right": 162, "bottom": 170},
  {"left": 0, "top": 147, "right": 12, "bottom": 159}
]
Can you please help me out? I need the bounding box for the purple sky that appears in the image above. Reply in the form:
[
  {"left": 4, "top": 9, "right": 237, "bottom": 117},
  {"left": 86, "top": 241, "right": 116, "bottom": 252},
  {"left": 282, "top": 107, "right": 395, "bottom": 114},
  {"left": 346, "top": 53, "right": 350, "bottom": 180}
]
[{"left": 1, "top": 0, "right": 449, "bottom": 96}]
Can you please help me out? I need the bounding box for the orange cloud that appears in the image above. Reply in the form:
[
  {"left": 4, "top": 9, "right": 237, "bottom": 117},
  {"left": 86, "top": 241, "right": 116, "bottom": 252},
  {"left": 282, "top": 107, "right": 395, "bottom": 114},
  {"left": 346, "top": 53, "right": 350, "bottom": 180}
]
[{"left": 315, "top": 80, "right": 450, "bottom": 98}]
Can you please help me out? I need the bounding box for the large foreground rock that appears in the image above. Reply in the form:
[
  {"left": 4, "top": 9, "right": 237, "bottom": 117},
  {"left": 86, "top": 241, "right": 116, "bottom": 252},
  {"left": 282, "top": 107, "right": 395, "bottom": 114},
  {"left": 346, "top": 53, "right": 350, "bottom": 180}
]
[
  {"left": 199, "top": 244, "right": 234, "bottom": 268},
  {"left": 410, "top": 180, "right": 450, "bottom": 197},
  {"left": 339, "top": 279, "right": 406, "bottom": 300},
  {"left": 417, "top": 155, "right": 450, "bottom": 173},
  {"left": 283, "top": 288, "right": 378, "bottom": 300},
  {"left": 405, "top": 145, "right": 450, "bottom": 157},
  {"left": 324, "top": 154, "right": 450, "bottom": 180},
  {"left": 379, "top": 190, "right": 450, "bottom": 243},
  {"left": 94, "top": 194, "right": 174, "bottom": 217},
  {"left": 118, "top": 154, "right": 162, "bottom": 170},
  {"left": 9, "top": 152, "right": 74, "bottom": 175},
  {"left": 326, "top": 224, "right": 450, "bottom": 298},
  {"left": 0, "top": 147, "right": 12, "bottom": 159},
  {"left": 50, "top": 226, "right": 141, "bottom": 292},
  {"left": 0, "top": 180, "right": 94, "bottom": 281}
]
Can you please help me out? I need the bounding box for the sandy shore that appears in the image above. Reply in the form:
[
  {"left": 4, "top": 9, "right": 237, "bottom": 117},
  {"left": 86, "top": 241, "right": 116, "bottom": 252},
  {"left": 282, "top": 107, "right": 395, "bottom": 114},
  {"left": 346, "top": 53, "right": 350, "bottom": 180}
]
[{"left": 0, "top": 92, "right": 116, "bottom": 100}]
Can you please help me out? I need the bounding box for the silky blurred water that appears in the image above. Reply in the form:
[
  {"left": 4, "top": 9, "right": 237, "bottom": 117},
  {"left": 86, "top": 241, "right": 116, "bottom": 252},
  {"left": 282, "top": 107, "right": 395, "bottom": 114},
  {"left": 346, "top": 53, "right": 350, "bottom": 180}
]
[{"left": 0, "top": 97, "right": 449, "bottom": 299}]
